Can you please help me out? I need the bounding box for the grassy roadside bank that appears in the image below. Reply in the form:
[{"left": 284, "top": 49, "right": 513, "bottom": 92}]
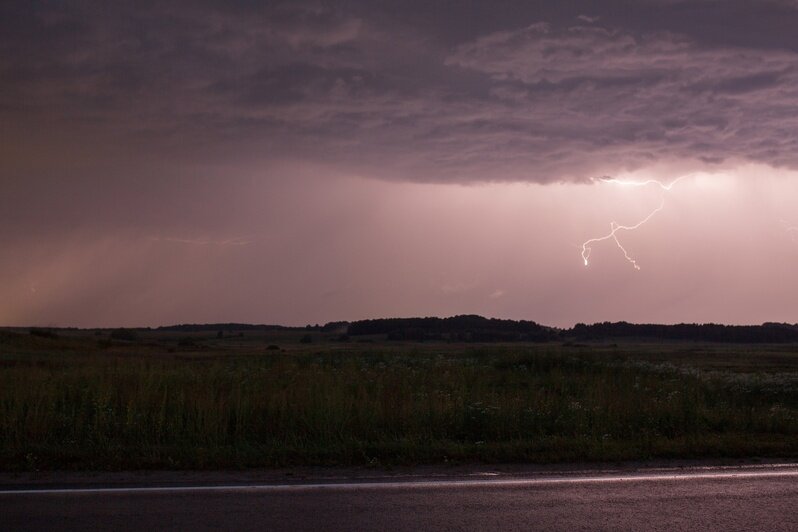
[{"left": 1, "top": 330, "right": 797, "bottom": 470}]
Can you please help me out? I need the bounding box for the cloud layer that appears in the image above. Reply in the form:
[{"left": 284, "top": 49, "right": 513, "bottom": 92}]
[
  {"left": 5, "top": 1, "right": 798, "bottom": 185},
  {"left": 447, "top": 22, "right": 798, "bottom": 177}
]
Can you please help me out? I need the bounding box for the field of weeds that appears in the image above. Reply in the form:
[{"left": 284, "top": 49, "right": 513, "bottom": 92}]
[{"left": 1, "top": 329, "right": 796, "bottom": 470}]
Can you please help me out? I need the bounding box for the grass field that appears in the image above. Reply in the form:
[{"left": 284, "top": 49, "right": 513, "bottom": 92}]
[{"left": 1, "top": 328, "right": 797, "bottom": 470}]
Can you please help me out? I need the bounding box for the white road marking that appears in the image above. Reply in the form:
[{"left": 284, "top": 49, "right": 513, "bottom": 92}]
[{"left": 2, "top": 467, "right": 797, "bottom": 496}]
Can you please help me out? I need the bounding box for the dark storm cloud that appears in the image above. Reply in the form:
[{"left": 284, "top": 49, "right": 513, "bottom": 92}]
[
  {"left": 5, "top": 0, "right": 798, "bottom": 185},
  {"left": 447, "top": 22, "right": 798, "bottom": 171}
]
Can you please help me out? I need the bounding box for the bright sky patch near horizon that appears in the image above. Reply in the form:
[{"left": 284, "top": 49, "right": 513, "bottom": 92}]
[{"left": 2, "top": 1, "right": 798, "bottom": 327}]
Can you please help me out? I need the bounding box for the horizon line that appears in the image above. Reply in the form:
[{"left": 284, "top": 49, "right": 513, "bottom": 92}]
[{"left": 3, "top": 315, "right": 797, "bottom": 331}]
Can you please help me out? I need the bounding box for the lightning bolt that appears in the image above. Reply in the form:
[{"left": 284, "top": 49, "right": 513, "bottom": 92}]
[
  {"left": 580, "top": 175, "right": 688, "bottom": 270},
  {"left": 580, "top": 198, "right": 665, "bottom": 270},
  {"left": 597, "top": 174, "right": 689, "bottom": 191}
]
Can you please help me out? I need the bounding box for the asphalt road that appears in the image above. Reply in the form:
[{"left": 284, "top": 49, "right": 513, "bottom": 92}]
[{"left": 2, "top": 465, "right": 797, "bottom": 531}]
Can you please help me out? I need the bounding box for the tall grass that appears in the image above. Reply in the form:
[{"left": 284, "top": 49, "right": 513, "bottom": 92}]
[{"left": 1, "top": 346, "right": 796, "bottom": 470}]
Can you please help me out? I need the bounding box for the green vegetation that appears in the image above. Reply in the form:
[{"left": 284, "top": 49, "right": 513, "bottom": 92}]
[{"left": 1, "top": 328, "right": 797, "bottom": 470}]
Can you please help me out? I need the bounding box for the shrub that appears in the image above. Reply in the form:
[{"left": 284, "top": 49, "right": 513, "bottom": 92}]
[
  {"left": 29, "top": 329, "right": 58, "bottom": 339},
  {"left": 109, "top": 328, "right": 139, "bottom": 342}
]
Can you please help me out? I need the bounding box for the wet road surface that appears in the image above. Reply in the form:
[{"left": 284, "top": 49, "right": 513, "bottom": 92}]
[{"left": 2, "top": 465, "right": 796, "bottom": 531}]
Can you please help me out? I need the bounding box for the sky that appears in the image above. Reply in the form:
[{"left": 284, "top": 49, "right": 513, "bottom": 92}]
[{"left": 2, "top": 0, "right": 798, "bottom": 328}]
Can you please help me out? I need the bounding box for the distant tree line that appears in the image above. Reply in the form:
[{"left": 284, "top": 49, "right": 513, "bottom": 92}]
[
  {"left": 344, "top": 316, "right": 798, "bottom": 343},
  {"left": 569, "top": 321, "right": 798, "bottom": 343},
  {"left": 347, "top": 315, "right": 558, "bottom": 342},
  {"left": 12, "top": 317, "right": 798, "bottom": 345},
  {"left": 156, "top": 323, "right": 287, "bottom": 332},
  {"left": 321, "top": 321, "right": 350, "bottom": 333}
]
